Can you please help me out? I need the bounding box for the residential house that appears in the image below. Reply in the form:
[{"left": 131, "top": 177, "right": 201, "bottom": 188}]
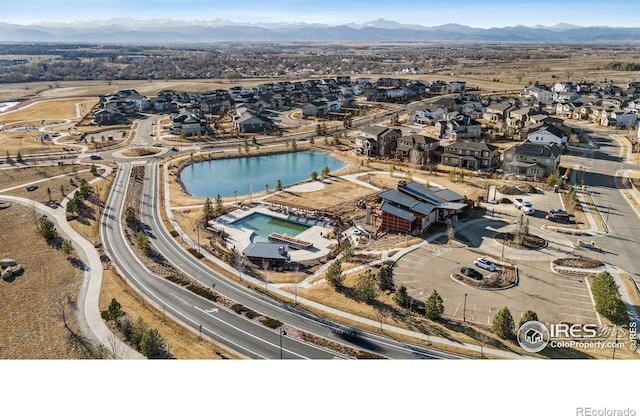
[
  {"left": 172, "top": 112, "right": 208, "bottom": 136},
  {"left": 526, "top": 123, "right": 569, "bottom": 147},
  {"left": 356, "top": 126, "right": 402, "bottom": 157},
  {"left": 440, "top": 142, "right": 500, "bottom": 171},
  {"left": 435, "top": 114, "right": 482, "bottom": 140},
  {"left": 483, "top": 102, "right": 514, "bottom": 123},
  {"left": 302, "top": 101, "right": 328, "bottom": 118},
  {"left": 233, "top": 107, "right": 271, "bottom": 133},
  {"left": 92, "top": 108, "right": 126, "bottom": 125},
  {"left": 502, "top": 140, "right": 562, "bottom": 179},
  {"left": 395, "top": 134, "right": 439, "bottom": 165}
]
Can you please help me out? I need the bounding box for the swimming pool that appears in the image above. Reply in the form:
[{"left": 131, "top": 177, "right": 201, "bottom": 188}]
[{"left": 232, "top": 213, "right": 310, "bottom": 239}]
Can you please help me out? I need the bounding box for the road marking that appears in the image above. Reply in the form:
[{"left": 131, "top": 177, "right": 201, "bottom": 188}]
[
  {"left": 558, "top": 298, "right": 593, "bottom": 306},
  {"left": 559, "top": 304, "right": 596, "bottom": 313},
  {"left": 453, "top": 302, "right": 460, "bottom": 316},
  {"left": 557, "top": 291, "right": 591, "bottom": 298}
]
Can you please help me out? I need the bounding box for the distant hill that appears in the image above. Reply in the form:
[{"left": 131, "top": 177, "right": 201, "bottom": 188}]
[{"left": 1, "top": 18, "right": 640, "bottom": 44}]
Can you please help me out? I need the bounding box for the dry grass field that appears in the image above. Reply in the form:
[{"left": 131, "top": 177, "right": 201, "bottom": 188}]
[{"left": 0, "top": 203, "right": 89, "bottom": 359}]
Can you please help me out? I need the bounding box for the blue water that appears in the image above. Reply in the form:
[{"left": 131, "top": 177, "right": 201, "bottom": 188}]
[
  {"left": 233, "top": 213, "right": 310, "bottom": 238},
  {"left": 180, "top": 151, "right": 345, "bottom": 198}
]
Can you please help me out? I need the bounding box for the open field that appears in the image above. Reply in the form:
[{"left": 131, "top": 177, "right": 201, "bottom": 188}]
[{"left": 0, "top": 203, "right": 88, "bottom": 359}]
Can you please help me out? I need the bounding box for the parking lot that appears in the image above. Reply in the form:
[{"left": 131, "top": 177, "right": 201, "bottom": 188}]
[{"left": 392, "top": 182, "right": 600, "bottom": 327}]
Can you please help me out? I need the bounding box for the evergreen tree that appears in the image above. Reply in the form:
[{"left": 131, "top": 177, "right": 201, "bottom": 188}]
[
  {"left": 492, "top": 307, "right": 515, "bottom": 339},
  {"left": 325, "top": 259, "right": 345, "bottom": 289},
  {"left": 136, "top": 231, "right": 151, "bottom": 256},
  {"left": 125, "top": 207, "right": 137, "bottom": 228},
  {"left": 38, "top": 215, "right": 58, "bottom": 241},
  {"left": 424, "top": 290, "right": 444, "bottom": 320},
  {"left": 60, "top": 239, "right": 74, "bottom": 259},
  {"left": 376, "top": 265, "right": 394, "bottom": 291},
  {"left": 393, "top": 285, "right": 409, "bottom": 308},
  {"left": 130, "top": 317, "right": 148, "bottom": 346},
  {"left": 276, "top": 179, "right": 283, "bottom": 192},
  {"left": 214, "top": 194, "right": 224, "bottom": 215},
  {"left": 591, "top": 271, "right": 628, "bottom": 322},
  {"left": 310, "top": 170, "right": 318, "bottom": 180},
  {"left": 354, "top": 269, "right": 379, "bottom": 303},
  {"left": 140, "top": 328, "right": 166, "bottom": 358},
  {"left": 90, "top": 164, "right": 98, "bottom": 175},
  {"left": 107, "top": 298, "right": 124, "bottom": 321},
  {"left": 519, "top": 310, "right": 539, "bottom": 328},
  {"left": 203, "top": 197, "right": 214, "bottom": 221}
]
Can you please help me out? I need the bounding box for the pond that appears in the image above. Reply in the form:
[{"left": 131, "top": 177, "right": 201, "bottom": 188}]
[{"left": 180, "top": 151, "right": 345, "bottom": 198}]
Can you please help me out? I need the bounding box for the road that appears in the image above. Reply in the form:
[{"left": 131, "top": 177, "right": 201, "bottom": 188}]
[{"left": 567, "top": 125, "right": 640, "bottom": 283}]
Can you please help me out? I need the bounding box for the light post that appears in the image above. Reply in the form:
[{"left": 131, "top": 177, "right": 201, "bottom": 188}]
[
  {"left": 279, "top": 329, "right": 287, "bottom": 359},
  {"left": 234, "top": 190, "right": 237, "bottom": 205},
  {"left": 463, "top": 293, "right": 468, "bottom": 322},
  {"left": 193, "top": 218, "right": 201, "bottom": 254}
]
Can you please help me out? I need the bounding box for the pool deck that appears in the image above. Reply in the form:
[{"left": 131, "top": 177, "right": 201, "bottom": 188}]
[{"left": 208, "top": 204, "right": 336, "bottom": 263}]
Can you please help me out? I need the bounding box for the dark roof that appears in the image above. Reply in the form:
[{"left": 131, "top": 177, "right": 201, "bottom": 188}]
[
  {"left": 242, "top": 242, "right": 289, "bottom": 260},
  {"left": 380, "top": 201, "right": 415, "bottom": 222},
  {"left": 443, "top": 142, "right": 498, "bottom": 152},
  {"left": 432, "top": 188, "right": 465, "bottom": 202},
  {"left": 511, "top": 141, "right": 562, "bottom": 158},
  {"left": 402, "top": 181, "right": 452, "bottom": 205},
  {"left": 378, "top": 189, "right": 435, "bottom": 216}
]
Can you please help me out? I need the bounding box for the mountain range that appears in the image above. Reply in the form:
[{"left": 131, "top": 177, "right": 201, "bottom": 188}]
[{"left": 1, "top": 18, "right": 640, "bottom": 44}]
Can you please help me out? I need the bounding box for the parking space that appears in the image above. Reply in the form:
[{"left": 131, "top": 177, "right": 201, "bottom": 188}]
[{"left": 392, "top": 243, "right": 599, "bottom": 327}]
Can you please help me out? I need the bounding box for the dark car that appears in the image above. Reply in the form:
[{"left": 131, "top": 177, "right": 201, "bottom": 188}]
[
  {"left": 549, "top": 208, "right": 568, "bottom": 215},
  {"left": 460, "top": 267, "right": 483, "bottom": 280},
  {"left": 546, "top": 213, "right": 570, "bottom": 223},
  {"left": 25, "top": 185, "right": 38, "bottom": 192}
]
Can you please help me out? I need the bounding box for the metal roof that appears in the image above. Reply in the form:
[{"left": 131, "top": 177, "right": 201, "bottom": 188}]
[
  {"left": 242, "top": 242, "right": 289, "bottom": 260},
  {"left": 380, "top": 202, "right": 416, "bottom": 222}
]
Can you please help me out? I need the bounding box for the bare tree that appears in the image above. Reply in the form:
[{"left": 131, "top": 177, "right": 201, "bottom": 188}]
[
  {"left": 261, "top": 258, "right": 270, "bottom": 291},
  {"left": 233, "top": 251, "right": 247, "bottom": 281}
]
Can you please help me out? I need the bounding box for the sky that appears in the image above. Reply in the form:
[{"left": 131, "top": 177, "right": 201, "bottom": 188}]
[{"left": 2, "top": 0, "right": 639, "bottom": 28}]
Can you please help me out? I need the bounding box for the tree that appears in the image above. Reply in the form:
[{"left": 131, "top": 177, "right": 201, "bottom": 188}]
[
  {"left": 275, "top": 179, "right": 283, "bottom": 192},
  {"left": 325, "top": 259, "right": 344, "bottom": 289},
  {"left": 519, "top": 310, "right": 539, "bottom": 328},
  {"left": 492, "top": 307, "right": 515, "bottom": 339},
  {"left": 354, "top": 269, "right": 379, "bottom": 303},
  {"left": 78, "top": 179, "right": 91, "bottom": 198},
  {"left": 310, "top": 170, "right": 318, "bottom": 180},
  {"left": 309, "top": 137, "right": 315, "bottom": 146},
  {"left": 214, "top": 194, "right": 224, "bottom": 216},
  {"left": 321, "top": 166, "right": 330, "bottom": 177},
  {"left": 514, "top": 213, "right": 529, "bottom": 244},
  {"left": 90, "top": 164, "right": 98, "bottom": 175},
  {"left": 38, "top": 215, "right": 58, "bottom": 241},
  {"left": 107, "top": 298, "right": 124, "bottom": 322},
  {"left": 546, "top": 171, "right": 563, "bottom": 187},
  {"left": 16, "top": 150, "right": 23, "bottom": 163},
  {"left": 332, "top": 133, "right": 340, "bottom": 145},
  {"left": 125, "top": 207, "right": 137, "bottom": 228},
  {"left": 140, "top": 328, "right": 166, "bottom": 358},
  {"left": 46, "top": 187, "right": 52, "bottom": 201},
  {"left": 265, "top": 183, "right": 269, "bottom": 194},
  {"left": 136, "top": 231, "right": 151, "bottom": 256},
  {"left": 340, "top": 237, "right": 353, "bottom": 261},
  {"left": 376, "top": 265, "right": 394, "bottom": 292},
  {"left": 591, "top": 271, "right": 628, "bottom": 322},
  {"left": 59, "top": 184, "right": 65, "bottom": 198},
  {"left": 291, "top": 140, "right": 297, "bottom": 152},
  {"left": 203, "top": 197, "right": 214, "bottom": 221},
  {"left": 315, "top": 123, "right": 322, "bottom": 135},
  {"left": 393, "top": 285, "right": 409, "bottom": 308},
  {"left": 130, "top": 317, "right": 148, "bottom": 346},
  {"left": 60, "top": 239, "right": 74, "bottom": 259},
  {"left": 424, "top": 290, "right": 444, "bottom": 320}
]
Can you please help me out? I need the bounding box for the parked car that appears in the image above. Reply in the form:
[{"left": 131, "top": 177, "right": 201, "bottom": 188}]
[
  {"left": 152, "top": 143, "right": 162, "bottom": 147},
  {"left": 25, "top": 185, "right": 38, "bottom": 192},
  {"left": 549, "top": 208, "right": 567, "bottom": 215},
  {"left": 514, "top": 198, "right": 523, "bottom": 209},
  {"left": 460, "top": 267, "right": 483, "bottom": 280},
  {"left": 546, "top": 213, "right": 570, "bottom": 223},
  {"left": 170, "top": 147, "right": 179, "bottom": 152},
  {"left": 89, "top": 154, "right": 102, "bottom": 160},
  {"left": 474, "top": 257, "right": 497, "bottom": 272},
  {"left": 521, "top": 201, "right": 534, "bottom": 215}
]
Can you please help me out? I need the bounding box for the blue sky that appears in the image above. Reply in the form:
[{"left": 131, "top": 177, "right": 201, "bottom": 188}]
[{"left": 2, "top": 0, "right": 639, "bottom": 28}]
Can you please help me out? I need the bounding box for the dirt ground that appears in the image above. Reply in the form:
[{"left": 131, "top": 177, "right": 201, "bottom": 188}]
[{"left": 0, "top": 203, "right": 89, "bottom": 359}]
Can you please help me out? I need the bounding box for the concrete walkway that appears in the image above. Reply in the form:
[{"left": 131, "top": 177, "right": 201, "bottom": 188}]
[{"left": 0, "top": 164, "right": 143, "bottom": 359}]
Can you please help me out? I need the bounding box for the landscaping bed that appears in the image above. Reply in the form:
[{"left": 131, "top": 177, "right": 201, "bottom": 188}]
[{"left": 495, "top": 232, "right": 546, "bottom": 249}]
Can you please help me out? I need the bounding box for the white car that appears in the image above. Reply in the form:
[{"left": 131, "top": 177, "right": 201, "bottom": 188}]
[
  {"left": 474, "top": 257, "right": 496, "bottom": 272},
  {"left": 521, "top": 202, "right": 534, "bottom": 215}
]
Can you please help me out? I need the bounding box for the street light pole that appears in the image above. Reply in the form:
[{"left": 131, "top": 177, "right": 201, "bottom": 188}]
[
  {"left": 280, "top": 329, "right": 287, "bottom": 359},
  {"left": 463, "top": 293, "right": 468, "bottom": 322},
  {"left": 234, "top": 190, "right": 237, "bottom": 205}
]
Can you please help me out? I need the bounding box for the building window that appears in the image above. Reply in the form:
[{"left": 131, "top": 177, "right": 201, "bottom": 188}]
[{"left": 444, "top": 157, "right": 449, "bottom": 163}]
